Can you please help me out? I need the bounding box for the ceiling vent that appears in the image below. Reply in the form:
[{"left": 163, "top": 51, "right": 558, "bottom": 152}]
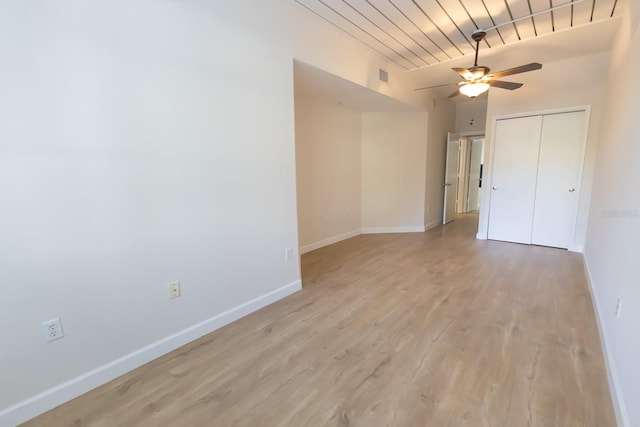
[{"left": 379, "top": 68, "right": 388, "bottom": 83}]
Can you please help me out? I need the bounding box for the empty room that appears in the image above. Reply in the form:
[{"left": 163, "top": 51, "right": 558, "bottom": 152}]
[{"left": 1, "top": 1, "right": 638, "bottom": 426}]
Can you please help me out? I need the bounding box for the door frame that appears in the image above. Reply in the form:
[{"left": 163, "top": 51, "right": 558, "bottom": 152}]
[
  {"left": 477, "top": 105, "right": 591, "bottom": 252},
  {"left": 455, "top": 134, "right": 485, "bottom": 213},
  {"left": 466, "top": 136, "right": 485, "bottom": 213},
  {"left": 443, "top": 133, "right": 460, "bottom": 225}
]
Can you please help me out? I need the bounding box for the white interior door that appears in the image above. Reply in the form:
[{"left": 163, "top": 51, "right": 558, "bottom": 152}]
[
  {"left": 443, "top": 133, "right": 459, "bottom": 224},
  {"left": 531, "top": 111, "right": 586, "bottom": 248},
  {"left": 488, "top": 116, "right": 543, "bottom": 244}
]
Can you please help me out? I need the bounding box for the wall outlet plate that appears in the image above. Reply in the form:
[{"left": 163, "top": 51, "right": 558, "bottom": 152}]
[
  {"left": 169, "top": 281, "right": 181, "bottom": 299},
  {"left": 42, "top": 318, "right": 64, "bottom": 342}
]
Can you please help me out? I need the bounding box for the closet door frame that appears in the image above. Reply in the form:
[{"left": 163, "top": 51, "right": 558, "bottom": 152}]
[{"left": 479, "top": 105, "right": 591, "bottom": 251}]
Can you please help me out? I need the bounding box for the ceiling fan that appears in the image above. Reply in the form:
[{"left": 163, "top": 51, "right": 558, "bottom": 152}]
[{"left": 415, "top": 30, "right": 542, "bottom": 98}]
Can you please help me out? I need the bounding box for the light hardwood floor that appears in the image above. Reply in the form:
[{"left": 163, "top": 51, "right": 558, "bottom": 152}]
[{"left": 25, "top": 215, "right": 615, "bottom": 426}]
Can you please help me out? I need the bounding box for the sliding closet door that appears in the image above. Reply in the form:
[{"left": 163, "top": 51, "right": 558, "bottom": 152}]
[
  {"left": 488, "top": 115, "right": 543, "bottom": 244},
  {"left": 531, "top": 111, "right": 586, "bottom": 248}
]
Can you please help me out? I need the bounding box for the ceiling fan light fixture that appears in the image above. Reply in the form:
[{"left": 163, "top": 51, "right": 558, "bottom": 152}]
[{"left": 459, "top": 82, "right": 490, "bottom": 98}]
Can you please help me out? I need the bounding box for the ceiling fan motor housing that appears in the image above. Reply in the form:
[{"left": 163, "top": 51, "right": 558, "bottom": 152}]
[
  {"left": 468, "top": 66, "right": 490, "bottom": 79},
  {"left": 414, "top": 27, "right": 542, "bottom": 97}
]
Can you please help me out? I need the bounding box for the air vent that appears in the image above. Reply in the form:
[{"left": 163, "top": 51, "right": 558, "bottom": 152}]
[{"left": 379, "top": 68, "right": 388, "bottom": 83}]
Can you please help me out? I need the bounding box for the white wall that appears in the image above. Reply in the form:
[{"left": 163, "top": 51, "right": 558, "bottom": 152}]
[
  {"left": 0, "top": 0, "right": 430, "bottom": 424},
  {"left": 295, "top": 93, "right": 361, "bottom": 252},
  {"left": 477, "top": 51, "right": 609, "bottom": 251},
  {"left": 584, "top": 1, "right": 640, "bottom": 425},
  {"left": 361, "top": 113, "right": 429, "bottom": 232},
  {"left": 455, "top": 99, "right": 488, "bottom": 134},
  {"left": 289, "top": 3, "right": 426, "bottom": 111},
  {"left": 424, "top": 99, "right": 457, "bottom": 228}
]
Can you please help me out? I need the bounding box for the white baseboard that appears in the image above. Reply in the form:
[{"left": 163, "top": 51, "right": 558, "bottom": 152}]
[
  {"left": 424, "top": 219, "right": 443, "bottom": 231},
  {"left": 0, "top": 280, "right": 302, "bottom": 427},
  {"left": 476, "top": 232, "right": 487, "bottom": 240},
  {"left": 582, "top": 256, "right": 630, "bottom": 427},
  {"left": 299, "top": 229, "right": 361, "bottom": 254},
  {"left": 361, "top": 225, "right": 426, "bottom": 234},
  {"left": 301, "top": 225, "right": 438, "bottom": 254}
]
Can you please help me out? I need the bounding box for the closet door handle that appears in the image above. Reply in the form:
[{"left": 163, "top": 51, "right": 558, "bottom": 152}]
[
  {"left": 491, "top": 186, "right": 498, "bottom": 190},
  {"left": 568, "top": 187, "right": 575, "bottom": 192}
]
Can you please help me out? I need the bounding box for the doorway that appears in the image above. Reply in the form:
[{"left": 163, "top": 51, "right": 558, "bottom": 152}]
[
  {"left": 443, "top": 134, "right": 485, "bottom": 224},
  {"left": 457, "top": 136, "right": 485, "bottom": 214}
]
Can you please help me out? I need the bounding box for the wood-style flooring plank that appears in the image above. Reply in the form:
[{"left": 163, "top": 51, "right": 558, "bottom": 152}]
[{"left": 23, "top": 214, "right": 616, "bottom": 427}]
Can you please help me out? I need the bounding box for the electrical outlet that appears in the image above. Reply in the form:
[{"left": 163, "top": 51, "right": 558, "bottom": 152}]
[
  {"left": 169, "top": 281, "right": 181, "bottom": 299},
  {"left": 615, "top": 299, "right": 622, "bottom": 319},
  {"left": 285, "top": 248, "right": 293, "bottom": 261},
  {"left": 42, "top": 318, "right": 64, "bottom": 342}
]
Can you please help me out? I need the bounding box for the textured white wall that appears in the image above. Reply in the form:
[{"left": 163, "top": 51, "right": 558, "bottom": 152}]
[
  {"left": 584, "top": 2, "right": 640, "bottom": 425},
  {"left": 289, "top": 6, "right": 426, "bottom": 111},
  {"left": 294, "top": 94, "right": 362, "bottom": 251},
  {"left": 361, "top": 112, "right": 429, "bottom": 231},
  {"left": 0, "top": 2, "right": 303, "bottom": 419},
  {"left": 455, "top": 99, "right": 488, "bottom": 134}
]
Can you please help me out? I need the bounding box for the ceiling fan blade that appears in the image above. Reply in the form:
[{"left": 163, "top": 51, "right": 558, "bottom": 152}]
[
  {"left": 414, "top": 82, "right": 455, "bottom": 91},
  {"left": 489, "top": 80, "right": 523, "bottom": 90},
  {"left": 448, "top": 90, "right": 461, "bottom": 98},
  {"left": 488, "top": 63, "right": 542, "bottom": 79},
  {"left": 452, "top": 67, "right": 473, "bottom": 80}
]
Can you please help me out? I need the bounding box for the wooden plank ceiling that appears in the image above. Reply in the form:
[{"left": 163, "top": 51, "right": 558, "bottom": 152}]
[{"left": 294, "top": 0, "right": 620, "bottom": 71}]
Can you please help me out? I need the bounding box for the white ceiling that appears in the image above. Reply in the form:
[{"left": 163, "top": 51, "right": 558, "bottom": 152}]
[
  {"left": 294, "top": 0, "right": 621, "bottom": 72},
  {"left": 414, "top": 16, "right": 619, "bottom": 98}
]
